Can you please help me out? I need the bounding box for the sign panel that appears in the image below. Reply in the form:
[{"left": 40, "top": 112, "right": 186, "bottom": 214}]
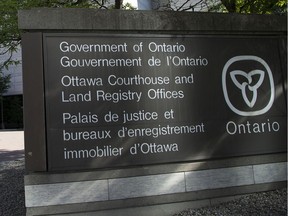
[{"left": 43, "top": 34, "right": 287, "bottom": 171}]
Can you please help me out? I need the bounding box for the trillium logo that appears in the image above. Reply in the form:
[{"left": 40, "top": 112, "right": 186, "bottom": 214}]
[
  {"left": 230, "top": 69, "right": 264, "bottom": 108},
  {"left": 222, "top": 56, "right": 275, "bottom": 116}
]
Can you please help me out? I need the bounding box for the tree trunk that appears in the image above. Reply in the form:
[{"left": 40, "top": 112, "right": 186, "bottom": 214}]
[
  {"left": 221, "top": 0, "right": 237, "bottom": 12},
  {"left": 0, "top": 98, "right": 5, "bottom": 129},
  {"left": 115, "top": 0, "right": 123, "bottom": 9}
]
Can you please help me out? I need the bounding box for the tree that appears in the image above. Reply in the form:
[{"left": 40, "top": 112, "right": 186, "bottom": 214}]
[
  {"left": 0, "top": 68, "right": 11, "bottom": 129},
  {"left": 165, "top": 0, "right": 287, "bottom": 13},
  {"left": 220, "top": 0, "right": 287, "bottom": 14},
  {"left": 115, "top": 0, "right": 122, "bottom": 9}
]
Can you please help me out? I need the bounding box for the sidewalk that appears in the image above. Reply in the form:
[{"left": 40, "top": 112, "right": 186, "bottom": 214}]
[{"left": 0, "top": 130, "right": 24, "bottom": 162}]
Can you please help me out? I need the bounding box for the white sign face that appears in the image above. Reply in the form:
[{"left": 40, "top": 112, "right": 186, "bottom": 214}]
[{"left": 222, "top": 56, "right": 275, "bottom": 116}]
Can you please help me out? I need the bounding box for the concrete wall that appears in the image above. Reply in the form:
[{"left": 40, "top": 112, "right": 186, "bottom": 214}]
[
  {"left": 24, "top": 154, "right": 286, "bottom": 215},
  {"left": 19, "top": 9, "right": 287, "bottom": 216},
  {"left": 18, "top": 9, "right": 286, "bottom": 32}
]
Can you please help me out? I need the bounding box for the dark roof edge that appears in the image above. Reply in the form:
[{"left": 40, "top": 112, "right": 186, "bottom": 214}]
[{"left": 18, "top": 8, "right": 287, "bottom": 33}]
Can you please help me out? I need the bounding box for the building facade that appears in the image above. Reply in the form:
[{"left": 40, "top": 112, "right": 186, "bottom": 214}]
[{"left": 0, "top": 47, "right": 23, "bottom": 129}]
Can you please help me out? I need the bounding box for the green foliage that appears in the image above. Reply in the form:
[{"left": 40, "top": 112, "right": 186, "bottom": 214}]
[
  {"left": 0, "top": 0, "right": 20, "bottom": 96},
  {"left": 0, "top": 0, "right": 21, "bottom": 68},
  {"left": 220, "top": 0, "right": 287, "bottom": 14},
  {"left": 0, "top": 70, "right": 11, "bottom": 97},
  {"left": 166, "top": 0, "right": 287, "bottom": 14}
]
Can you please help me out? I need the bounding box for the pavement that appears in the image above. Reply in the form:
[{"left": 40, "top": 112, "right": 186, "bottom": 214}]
[{"left": 0, "top": 130, "right": 24, "bottom": 162}]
